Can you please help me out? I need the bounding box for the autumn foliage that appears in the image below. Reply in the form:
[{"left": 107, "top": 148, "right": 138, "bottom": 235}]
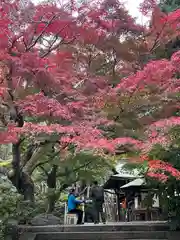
[
  {"left": 106, "top": 0, "right": 180, "bottom": 182},
  {"left": 0, "top": 0, "right": 151, "bottom": 201},
  {"left": 147, "top": 159, "right": 180, "bottom": 182},
  {"left": 0, "top": 0, "right": 180, "bottom": 194},
  {"left": 0, "top": 0, "right": 144, "bottom": 154}
]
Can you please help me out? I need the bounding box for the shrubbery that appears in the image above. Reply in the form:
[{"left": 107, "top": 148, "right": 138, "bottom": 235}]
[{"left": 0, "top": 176, "right": 51, "bottom": 239}]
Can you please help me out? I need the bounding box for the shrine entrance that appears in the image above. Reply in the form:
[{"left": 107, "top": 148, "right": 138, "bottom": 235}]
[{"left": 103, "top": 173, "right": 162, "bottom": 222}]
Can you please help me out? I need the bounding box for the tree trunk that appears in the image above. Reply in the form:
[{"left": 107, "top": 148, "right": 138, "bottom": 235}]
[
  {"left": 8, "top": 142, "right": 35, "bottom": 203},
  {"left": 6, "top": 74, "right": 35, "bottom": 203},
  {"left": 47, "top": 165, "right": 58, "bottom": 213}
]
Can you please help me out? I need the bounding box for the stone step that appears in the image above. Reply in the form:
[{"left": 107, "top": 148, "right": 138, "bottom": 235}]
[
  {"left": 19, "top": 222, "right": 169, "bottom": 233},
  {"left": 34, "top": 231, "right": 169, "bottom": 240}
]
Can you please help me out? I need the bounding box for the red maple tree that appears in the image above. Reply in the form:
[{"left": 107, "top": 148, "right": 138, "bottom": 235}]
[
  {"left": 105, "top": 1, "right": 180, "bottom": 182},
  {"left": 0, "top": 0, "right": 144, "bottom": 201}
]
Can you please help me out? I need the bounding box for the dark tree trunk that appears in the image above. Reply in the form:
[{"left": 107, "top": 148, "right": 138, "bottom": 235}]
[
  {"left": 9, "top": 109, "right": 34, "bottom": 202},
  {"left": 6, "top": 72, "right": 35, "bottom": 203},
  {"left": 20, "top": 171, "right": 35, "bottom": 202},
  {"left": 8, "top": 142, "right": 35, "bottom": 203},
  {"left": 47, "top": 165, "right": 58, "bottom": 213}
]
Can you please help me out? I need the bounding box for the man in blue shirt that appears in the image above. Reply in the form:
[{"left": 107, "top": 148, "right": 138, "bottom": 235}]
[{"left": 68, "top": 189, "right": 84, "bottom": 224}]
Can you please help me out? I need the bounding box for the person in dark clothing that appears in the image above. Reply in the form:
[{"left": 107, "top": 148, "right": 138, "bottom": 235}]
[
  {"left": 90, "top": 181, "right": 106, "bottom": 224},
  {"left": 84, "top": 202, "right": 94, "bottom": 223},
  {"left": 67, "top": 189, "right": 84, "bottom": 224}
]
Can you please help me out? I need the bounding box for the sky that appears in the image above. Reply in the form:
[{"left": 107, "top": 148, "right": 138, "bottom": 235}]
[{"left": 123, "top": 0, "right": 149, "bottom": 25}]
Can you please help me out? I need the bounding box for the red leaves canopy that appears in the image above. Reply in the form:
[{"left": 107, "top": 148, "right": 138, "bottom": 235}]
[
  {"left": 147, "top": 159, "right": 180, "bottom": 182},
  {"left": 1, "top": 0, "right": 180, "bottom": 174},
  {"left": 106, "top": 1, "right": 180, "bottom": 182},
  {"left": 0, "top": 0, "right": 143, "bottom": 154}
]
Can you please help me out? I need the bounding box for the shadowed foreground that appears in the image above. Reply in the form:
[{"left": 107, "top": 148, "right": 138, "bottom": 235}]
[{"left": 6, "top": 221, "right": 180, "bottom": 240}]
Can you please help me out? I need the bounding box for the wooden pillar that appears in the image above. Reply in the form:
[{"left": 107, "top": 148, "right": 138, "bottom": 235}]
[
  {"left": 126, "top": 191, "right": 131, "bottom": 222},
  {"left": 117, "top": 192, "right": 121, "bottom": 221}
]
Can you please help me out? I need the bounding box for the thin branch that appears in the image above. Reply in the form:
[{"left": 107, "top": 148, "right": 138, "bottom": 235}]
[
  {"left": 57, "top": 160, "right": 92, "bottom": 178},
  {"left": 26, "top": 15, "right": 58, "bottom": 51},
  {"left": 8, "top": 34, "right": 23, "bottom": 52},
  {"left": 32, "top": 150, "right": 60, "bottom": 173},
  {"left": 39, "top": 166, "right": 49, "bottom": 176},
  {"left": 40, "top": 20, "right": 76, "bottom": 58},
  {"left": 149, "top": 19, "right": 168, "bottom": 53},
  {"left": 79, "top": 186, "right": 88, "bottom": 196},
  {"left": 33, "top": 160, "right": 49, "bottom": 170},
  {"left": 27, "top": 16, "right": 43, "bottom": 47},
  {"left": 57, "top": 176, "right": 79, "bottom": 196},
  {"left": 40, "top": 34, "right": 76, "bottom": 58},
  {"left": 19, "top": 137, "right": 25, "bottom": 144}
]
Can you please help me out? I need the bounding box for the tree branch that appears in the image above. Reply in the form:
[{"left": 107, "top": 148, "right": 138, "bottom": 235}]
[
  {"left": 57, "top": 160, "right": 93, "bottom": 178},
  {"left": 148, "top": 19, "right": 168, "bottom": 53},
  {"left": 33, "top": 160, "right": 49, "bottom": 170},
  {"left": 39, "top": 166, "right": 49, "bottom": 176},
  {"left": 32, "top": 150, "right": 60, "bottom": 173},
  {"left": 40, "top": 35, "right": 76, "bottom": 58},
  {"left": 23, "top": 144, "right": 53, "bottom": 175},
  {"left": 26, "top": 15, "right": 58, "bottom": 51},
  {"left": 21, "top": 144, "right": 37, "bottom": 168}
]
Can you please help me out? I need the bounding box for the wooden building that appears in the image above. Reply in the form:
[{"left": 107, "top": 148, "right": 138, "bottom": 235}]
[{"left": 103, "top": 173, "right": 161, "bottom": 222}]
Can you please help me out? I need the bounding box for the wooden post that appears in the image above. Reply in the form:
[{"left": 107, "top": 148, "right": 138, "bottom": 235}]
[
  {"left": 126, "top": 191, "right": 131, "bottom": 222},
  {"left": 115, "top": 189, "right": 121, "bottom": 222},
  {"left": 117, "top": 193, "right": 121, "bottom": 221}
]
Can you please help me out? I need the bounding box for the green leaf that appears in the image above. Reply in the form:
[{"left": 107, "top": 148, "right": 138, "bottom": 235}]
[{"left": 0, "top": 160, "right": 11, "bottom": 167}]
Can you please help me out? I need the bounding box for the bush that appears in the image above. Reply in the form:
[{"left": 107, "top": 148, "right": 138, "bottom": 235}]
[
  {"left": 0, "top": 176, "right": 21, "bottom": 239},
  {"left": 0, "top": 176, "right": 47, "bottom": 239}
]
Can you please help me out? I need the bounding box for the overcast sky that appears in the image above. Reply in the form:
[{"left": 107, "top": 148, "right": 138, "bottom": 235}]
[{"left": 124, "top": 0, "right": 148, "bottom": 24}]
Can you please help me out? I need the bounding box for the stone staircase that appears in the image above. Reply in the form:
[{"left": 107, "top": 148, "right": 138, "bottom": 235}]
[{"left": 17, "top": 222, "right": 179, "bottom": 240}]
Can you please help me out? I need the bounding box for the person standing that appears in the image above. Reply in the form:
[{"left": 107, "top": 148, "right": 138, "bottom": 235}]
[
  {"left": 90, "top": 181, "right": 106, "bottom": 224},
  {"left": 67, "top": 189, "right": 84, "bottom": 224}
]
